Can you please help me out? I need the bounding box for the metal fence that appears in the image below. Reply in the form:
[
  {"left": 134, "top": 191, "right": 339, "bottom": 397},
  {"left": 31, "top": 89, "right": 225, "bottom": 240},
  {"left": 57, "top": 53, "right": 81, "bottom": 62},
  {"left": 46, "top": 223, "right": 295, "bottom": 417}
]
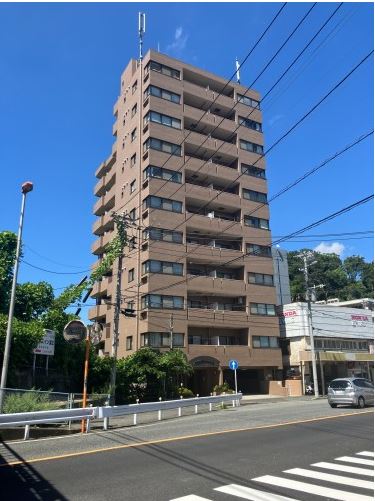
[{"left": 0, "top": 388, "right": 109, "bottom": 414}]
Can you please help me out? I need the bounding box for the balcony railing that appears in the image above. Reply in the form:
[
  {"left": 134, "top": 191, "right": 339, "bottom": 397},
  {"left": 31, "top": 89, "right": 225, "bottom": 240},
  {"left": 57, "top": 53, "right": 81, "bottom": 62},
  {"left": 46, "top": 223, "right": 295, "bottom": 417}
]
[
  {"left": 186, "top": 207, "right": 240, "bottom": 222},
  {"left": 187, "top": 302, "right": 246, "bottom": 312}
]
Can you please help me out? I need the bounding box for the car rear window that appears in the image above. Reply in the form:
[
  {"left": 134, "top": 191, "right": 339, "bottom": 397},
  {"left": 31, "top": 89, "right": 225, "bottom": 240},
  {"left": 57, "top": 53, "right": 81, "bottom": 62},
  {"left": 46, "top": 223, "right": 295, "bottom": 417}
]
[{"left": 329, "top": 380, "right": 351, "bottom": 389}]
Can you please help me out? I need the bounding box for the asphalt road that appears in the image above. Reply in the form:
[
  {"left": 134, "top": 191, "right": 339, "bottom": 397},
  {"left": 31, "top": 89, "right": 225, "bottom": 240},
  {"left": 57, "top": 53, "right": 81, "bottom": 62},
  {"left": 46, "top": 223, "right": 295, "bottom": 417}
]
[{"left": 0, "top": 403, "right": 373, "bottom": 500}]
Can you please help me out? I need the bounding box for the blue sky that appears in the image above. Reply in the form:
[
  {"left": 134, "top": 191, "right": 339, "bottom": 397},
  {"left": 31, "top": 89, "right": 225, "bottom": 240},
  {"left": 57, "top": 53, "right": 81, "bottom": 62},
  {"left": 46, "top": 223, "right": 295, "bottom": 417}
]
[{"left": 0, "top": 2, "right": 373, "bottom": 312}]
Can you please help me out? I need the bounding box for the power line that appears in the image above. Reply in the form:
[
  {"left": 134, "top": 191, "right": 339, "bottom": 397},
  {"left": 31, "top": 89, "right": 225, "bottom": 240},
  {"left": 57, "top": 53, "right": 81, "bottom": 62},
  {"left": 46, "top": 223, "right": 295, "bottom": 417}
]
[
  {"left": 119, "top": 194, "right": 373, "bottom": 299},
  {"left": 21, "top": 260, "right": 91, "bottom": 275},
  {"left": 24, "top": 244, "right": 90, "bottom": 270},
  {"left": 114, "top": 3, "right": 316, "bottom": 215},
  {"left": 136, "top": 47, "right": 373, "bottom": 265}
]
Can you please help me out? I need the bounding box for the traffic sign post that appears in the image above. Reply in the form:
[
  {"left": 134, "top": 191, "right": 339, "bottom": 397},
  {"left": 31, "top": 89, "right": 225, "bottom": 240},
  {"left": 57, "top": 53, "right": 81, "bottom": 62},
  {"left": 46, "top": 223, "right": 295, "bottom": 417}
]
[{"left": 229, "top": 359, "right": 239, "bottom": 395}]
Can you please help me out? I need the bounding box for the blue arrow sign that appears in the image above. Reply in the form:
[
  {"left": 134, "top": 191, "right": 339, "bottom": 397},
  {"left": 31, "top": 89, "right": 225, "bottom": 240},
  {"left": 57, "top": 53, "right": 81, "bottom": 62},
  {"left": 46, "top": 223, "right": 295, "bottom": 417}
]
[{"left": 229, "top": 359, "right": 239, "bottom": 370}]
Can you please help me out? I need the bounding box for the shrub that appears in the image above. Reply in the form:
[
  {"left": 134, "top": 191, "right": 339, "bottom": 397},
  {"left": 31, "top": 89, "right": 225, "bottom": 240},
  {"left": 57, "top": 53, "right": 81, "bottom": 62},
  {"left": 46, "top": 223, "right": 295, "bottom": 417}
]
[
  {"left": 213, "top": 382, "right": 234, "bottom": 395},
  {"left": 178, "top": 387, "right": 194, "bottom": 399},
  {"left": 3, "top": 390, "right": 55, "bottom": 414}
]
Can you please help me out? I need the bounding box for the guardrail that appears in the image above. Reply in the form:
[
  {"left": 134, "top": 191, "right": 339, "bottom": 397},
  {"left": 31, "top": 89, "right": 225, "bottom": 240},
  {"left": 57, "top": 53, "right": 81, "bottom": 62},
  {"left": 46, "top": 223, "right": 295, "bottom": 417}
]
[
  {"left": 99, "top": 393, "right": 242, "bottom": 430},
  {"left": 0, "top": 393, "right": 242, "bottom": 440},
  {"left": 0, "top": 407, "right": 97, "bottom": 440}
]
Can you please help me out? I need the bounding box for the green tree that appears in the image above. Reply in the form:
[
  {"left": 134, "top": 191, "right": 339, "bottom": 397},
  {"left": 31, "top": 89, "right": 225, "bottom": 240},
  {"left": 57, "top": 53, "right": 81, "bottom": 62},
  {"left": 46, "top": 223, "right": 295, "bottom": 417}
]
[
  {"left": 343, "top": 256, "right": 367, "bottom": 283},
  {"left": 362, "top": 261, "right": 374, "bottom": 297},
  {"left": 0, "top": 314, "right": 44, "bottom": 386},
  {"left": 14, "top": 281, "right": 54, "bottom": 321},
  {"left": 160, "top": 349, "right": 193, "bottom": 398},
  {"left": 0, "top": 231, "right": 17, "bottom": 314}
]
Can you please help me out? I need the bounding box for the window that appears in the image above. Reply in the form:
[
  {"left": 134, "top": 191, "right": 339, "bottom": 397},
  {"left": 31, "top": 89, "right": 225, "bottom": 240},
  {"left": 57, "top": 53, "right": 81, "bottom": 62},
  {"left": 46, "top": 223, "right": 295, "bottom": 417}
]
[
  {"left": 241, "top": 164, "right": 266, "bottom": 179},
  {"left": 131, "top": 154, "right": 136, "bottom": 166},
  {"left": 142, "top": 260, "right": 183, "bottom": 276},
  {"left": 143, "top": 166, "right": 182, "bottom": 183},
  {"left": 252, "top": 336, "right": 279, "bottom": 348},
  {"left": 141, "top": 294, "right": 184, "bottom": 310},
  {"left": 145, "top": 60, "right": 180, "bottom": 80},
  {"left": 129, "top": 208, "right": 136, "bottom": 221},
  {"left": 127, "top": 300, "right": 135, "bottom": 311},
  {"left": 246, "top": 244, "right": 272, "bottom": 257},
  {"left": 141, "top": 332, "right": 184, "bottom": 348},
  {"left": 244, "top": 216, "right": 269, "bottom": 230},
  {"left": 132, "top": 81, "right": 137, "bottom": 94},
  {"left": 243, "top": 189, "right": 267, "bottom": 204},
  {"left": 144, "top": 111, "right": 181, "bottom": 130},
  {"left": 143, "top": 227, "right": 183, "bottom": 244},
  {"left": 130, "top": 180, "right": 136, "bottom": 194},
  {"left": 237, "top": 93, "right": 260, "bottom": 109},
  {"left": 131, "top": 103, "right": 137, "bottom": 117},
  {"left": 128, "top": 268, "right": 135, "bottom": 282},
  {"left": 143, "top": 195, "right": 182, "bottom": 213},
  {"left": 143, "top": 137, "right": 182, "bottom": 156},
  {"left": 248, "top": 273, "right": 274, "bottom": 286},
  {"left": 250, "top": 303, "right": 276, "bottom": 316},
  {"left": 144, "top": 85, "right": 181, "bottom": 104},
  {"left": 240, "top": 139, "right": 264, "bottom": 155},
  {"left": 131, "top": 128, "right": 137, "bottom": 142},
  {"left": 126, "top": 336, "right": 133, "bottom": 351},
  {"left": 239, "top": 117, "right": 262, "bottom": 132}
]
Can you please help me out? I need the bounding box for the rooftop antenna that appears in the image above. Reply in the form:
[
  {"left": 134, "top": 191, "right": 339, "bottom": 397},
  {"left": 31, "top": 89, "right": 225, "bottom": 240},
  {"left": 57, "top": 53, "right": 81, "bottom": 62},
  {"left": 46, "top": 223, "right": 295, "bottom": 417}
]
[
  {"left": 138, "top": 12, "right": 146, "bottom": 61},
  {"left": 235, "top": 57, "right": 241, "bottom": 84}
]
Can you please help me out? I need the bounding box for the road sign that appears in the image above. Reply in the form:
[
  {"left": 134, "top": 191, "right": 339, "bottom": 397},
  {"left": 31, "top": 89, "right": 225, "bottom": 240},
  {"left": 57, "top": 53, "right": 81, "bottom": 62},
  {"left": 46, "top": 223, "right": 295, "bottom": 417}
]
[
  {"left": 33, "top": 329, "right": 55, "bottom": 356},
  {"left": 229, "top": 359, "right": 239, "bottom": 370},
  {"left": 63, "top": 320, "right": 87, "bottom": 344}
]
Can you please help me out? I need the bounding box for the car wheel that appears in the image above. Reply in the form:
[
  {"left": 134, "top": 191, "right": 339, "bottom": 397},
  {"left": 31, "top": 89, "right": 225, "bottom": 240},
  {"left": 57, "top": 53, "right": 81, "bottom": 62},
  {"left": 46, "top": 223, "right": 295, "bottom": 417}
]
[
  {"left": 329, "top": 403, "right": 337, "bottom": 408},
  {"left": 357, "top": 396, "right": 365, "bottom": 409}
]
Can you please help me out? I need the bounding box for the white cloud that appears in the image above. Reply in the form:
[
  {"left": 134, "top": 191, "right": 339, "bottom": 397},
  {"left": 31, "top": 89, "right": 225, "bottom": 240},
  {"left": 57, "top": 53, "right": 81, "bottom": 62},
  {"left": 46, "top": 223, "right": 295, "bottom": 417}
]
[
  {"left": 166, "top": 26, "right": 188, "bottom": 55},
  {"left": 314, "top": 242, "right": 345, "bottom": 256}
]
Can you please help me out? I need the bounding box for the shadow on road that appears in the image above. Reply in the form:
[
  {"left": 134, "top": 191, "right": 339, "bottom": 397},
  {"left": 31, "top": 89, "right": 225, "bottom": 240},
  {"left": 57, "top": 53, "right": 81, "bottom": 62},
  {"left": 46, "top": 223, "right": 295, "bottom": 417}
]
[{"left": 0, "top": 440, "right": 67, "bottom": 500}]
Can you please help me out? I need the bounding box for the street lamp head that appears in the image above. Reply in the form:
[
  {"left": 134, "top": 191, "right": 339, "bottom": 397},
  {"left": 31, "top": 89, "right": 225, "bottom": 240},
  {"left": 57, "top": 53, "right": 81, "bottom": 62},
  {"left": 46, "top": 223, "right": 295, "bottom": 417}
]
[{"left": 21, "top": 181, "right": 33, "bottom": 194}]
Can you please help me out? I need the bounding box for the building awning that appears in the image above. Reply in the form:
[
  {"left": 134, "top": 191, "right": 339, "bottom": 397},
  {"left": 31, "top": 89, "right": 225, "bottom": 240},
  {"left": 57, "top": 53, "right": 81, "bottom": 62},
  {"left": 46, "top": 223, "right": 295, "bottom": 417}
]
[{"left": 299, "top": 351, "right": 374, "bottom": 362}]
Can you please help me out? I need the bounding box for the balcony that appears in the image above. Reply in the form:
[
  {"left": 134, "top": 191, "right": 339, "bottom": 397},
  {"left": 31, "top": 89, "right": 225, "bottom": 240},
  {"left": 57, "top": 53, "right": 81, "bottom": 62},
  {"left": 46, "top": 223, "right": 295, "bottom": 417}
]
[
  {"left": 184, "top": 130, "right": 238, "bottom": 163},
  {"left": 187, "top": 275, "right": 246, "bottom": 295},
  {"left": 187, "top": 344, "right": 282, "bottom": 368},
  {"left": 185, "top": 205, "right": 242, "bottom": 235},
  {"left": 186, "top": 307, "right": 249, "bottom": 328},
  {"left": 91, "top": 275, "right": 113, "bottom": 298},
  {"left": 183, "top": 80, "right": 235, "bottom": 114},
  {"left": 185, "top": 182, "right": 240, "bottom": 210},
  {"left": 183, "top": 104, "right": 236, "bottom": 139},
  {"left": 184, "top": 155, "right": 238, "bottom": 182},
  {"left": 91, "top": 231, "right": 114, "bottom": 255},
  {"left": 94, "top": 186, "right": 116, "bottom": 216},
  {"left": 185, "top": 240, "right": 244, "bottom": 265},
  {"left": 88, "top": 303, "right": 111, "bottom": 321},
  {"left": 94, "top": 177, "right": 106, "bottom": 197}
]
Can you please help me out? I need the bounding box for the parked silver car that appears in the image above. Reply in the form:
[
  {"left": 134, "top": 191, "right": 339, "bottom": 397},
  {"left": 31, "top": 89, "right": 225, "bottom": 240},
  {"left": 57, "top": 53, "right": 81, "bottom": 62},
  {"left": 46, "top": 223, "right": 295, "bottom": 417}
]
[{"left": 327, "top": 378, "right": 374, "bottom": 408}]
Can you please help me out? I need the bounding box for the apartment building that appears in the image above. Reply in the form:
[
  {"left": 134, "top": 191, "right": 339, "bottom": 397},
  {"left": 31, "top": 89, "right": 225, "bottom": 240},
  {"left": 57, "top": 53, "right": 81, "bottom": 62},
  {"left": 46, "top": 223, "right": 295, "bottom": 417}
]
[{"left": 89, "top": 50, "right": 282, "bottom": 395}]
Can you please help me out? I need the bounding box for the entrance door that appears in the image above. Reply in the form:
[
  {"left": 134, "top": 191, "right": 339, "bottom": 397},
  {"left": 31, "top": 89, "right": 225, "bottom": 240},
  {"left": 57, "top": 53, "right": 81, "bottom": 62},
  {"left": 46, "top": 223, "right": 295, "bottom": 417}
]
[{"left": 191, "top": 368, "right": 219, "bottom": 396}]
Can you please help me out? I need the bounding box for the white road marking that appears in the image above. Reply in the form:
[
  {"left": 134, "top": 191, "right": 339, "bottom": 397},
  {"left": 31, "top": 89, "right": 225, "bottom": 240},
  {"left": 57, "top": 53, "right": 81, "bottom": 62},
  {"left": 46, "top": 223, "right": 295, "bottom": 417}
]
[
  {"left": 215, "top": 484, "right": 298, "bottom": 500},
  {"left": 312, "top": 462, "right": 374, "bottom": 477},
  {"left": 356, "top": 451, "right": 375, "bottom": 458},
  {"left": 253, "top": 475, "right": 373, "bottom": 501},
  {"left": 335, "top": 456, "right": 374, "bottom": 466},
  {"left": 170, "top": 496, "right": 212, "bottom": 501},
  {"left": 284, "top": 467, "right": 374, "bottom": 489}
]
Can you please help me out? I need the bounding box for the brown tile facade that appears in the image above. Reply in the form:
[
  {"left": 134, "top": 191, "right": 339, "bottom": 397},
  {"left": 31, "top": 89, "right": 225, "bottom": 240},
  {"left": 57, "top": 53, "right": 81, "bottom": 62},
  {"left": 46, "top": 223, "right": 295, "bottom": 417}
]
[{"left": 90, "top": 50, "right": 282, "bottom": 394}]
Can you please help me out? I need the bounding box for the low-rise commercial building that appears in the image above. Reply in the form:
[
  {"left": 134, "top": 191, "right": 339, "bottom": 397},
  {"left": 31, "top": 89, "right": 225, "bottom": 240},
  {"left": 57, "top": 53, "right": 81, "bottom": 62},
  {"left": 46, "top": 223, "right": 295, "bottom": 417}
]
[{"left": 279, "top": 301, "right": 374, "bottom": 394}]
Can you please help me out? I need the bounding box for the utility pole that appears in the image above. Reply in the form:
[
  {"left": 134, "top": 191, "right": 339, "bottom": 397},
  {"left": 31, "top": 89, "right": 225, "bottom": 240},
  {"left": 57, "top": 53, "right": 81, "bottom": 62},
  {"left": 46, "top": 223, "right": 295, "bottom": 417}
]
[
  {"left": 169, "top": 313, "right": 174, "bottom": 350},
  {"left": 0, "top": 181, "right": 33, "bottom": 413},
  {"left": 298, "top": 252, "right": 319, "bottom": 398},
  {"left": 110, "top": 212, "right": 134, "bottom": 405}
]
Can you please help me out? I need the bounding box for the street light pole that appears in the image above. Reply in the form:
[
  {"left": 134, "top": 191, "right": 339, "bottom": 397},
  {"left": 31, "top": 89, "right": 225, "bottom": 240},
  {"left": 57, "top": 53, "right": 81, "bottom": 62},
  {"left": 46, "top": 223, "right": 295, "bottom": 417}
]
[{"left": 0, "top": 182, "right": 33, "bottom": 412}]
